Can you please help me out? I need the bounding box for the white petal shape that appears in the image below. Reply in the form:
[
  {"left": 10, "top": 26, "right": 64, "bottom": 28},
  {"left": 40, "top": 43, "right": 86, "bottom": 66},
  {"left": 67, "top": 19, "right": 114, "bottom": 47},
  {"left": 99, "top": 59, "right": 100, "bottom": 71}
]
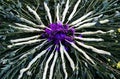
[
  {"left": 20, "top": 17, "right": 37, "bottom": 26},
  {"left": 70, "top": 11, "right": 93, "bottom": 25},
  {"left": 18, "top": 46, "right": 51, "bottom": 79},
  {"left": 44, "top": 2, "right": 52, "bottom": 24},
  {"left": 75, "top": 37, "right": 104, "bottom": 42},
  {"left": 61, "top": 43, "right": 75, "bottom": 71},
  {"left": 75, "top": 22, "right": 96, "bottom": 29},
  {"left": 56, "top": 4, "right": 60, "bottom": 22},
  {"left": 99, "top": 19, "right": 109, "bottom": 24},
  {"left": 27, "top": 6, "right": 43, "bottom": 24},
  {"left": 62, "top": 0, "right": 69, "bottom": 23},
  {"left": 9, "top": 25, "right": 41, "bottom": 32},
  {"left": 42, "top": 47, "right": 55, "bottom": 79},
  {"left": 76, "top": 30, "right": 114, "bottom": 35},
  {"left": 74, "top": 14, "right": 103, "bottom": 27},
  {"left": 15, "top": 23, "right": 41, "bottom": 31},
  {"left": 10, "top": 35, "right": 40, "bottom": 43},
  {"left": 67, "top": 0, "right": 81, "bottom": 23},
  {"left": 68, "top": 41, "right": 95, "bottom": 64},
  {"left": 76, "top": 41, "right": 111, "bottom": 55},
  {"left": 60, "top": 42, "right": 68, "bottom": 79},
  {"left": 49, "top": 51, "right": 58, "bottom": 79},
  {"left": 8, "top": 39, "right": 44, "bottom": 48},
  {"left": 19, "top": 40, "right": 48, "bottom": 59}
]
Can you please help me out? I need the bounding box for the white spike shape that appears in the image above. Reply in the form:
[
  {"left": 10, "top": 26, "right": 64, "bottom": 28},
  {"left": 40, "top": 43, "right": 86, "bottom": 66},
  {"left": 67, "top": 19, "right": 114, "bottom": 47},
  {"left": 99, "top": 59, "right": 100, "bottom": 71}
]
[
  {"left": 70, "top": 11, "right": 93, "bottom": 25},
  {"left": 61, "top": 43, "right": 75, "bottom": 71},
  {"left": 44, "top": 2, "right": 52, "bottom": 24},
  {"left": 9, "top": 25, "right": 41, "bottom": 32},
  {"left": 68, "top": 41, "right": 95, "bottom": 64},
  {"left": 56, "top": 4, "right": 60, "bottom": 22},
  {"left": 42, "top": 48, "right": 55, "bottom": 79},
  {"left": 15, "top": 23, "right": 41, "bottom": 31},
  {"left": 20, "top": 17, "right": 36, "bottom": 26},
  {"left": 10, "top": 35, "right": 40, "bottom": 43},
  {"left": 67, "top": 0, "right": 81, "bottom": 22},
  {"left": 76, "top": 30, "right": 114, "bottom": 35},
  {"left": 18, "top": 47, "right": 51, "bottom": 79},
  {"left": 62, "top": 0, "right": 69, "bottom": 23},
  {"left": 76, "top": 41, "right": 111, "bottom": 55},
  {"left": 49, "top": 51, "right": 58, "bottom": 79},
  {"left": 8, "top": 39, "right": 43, "bottom": 48},
  {"left": 75, "top": 37, "right": 104, "bottom": 42},
  {"left": 60, "top": 42, "right": 68, "bottom": 79},
  {"left": 75, "top": 22, "right": 96, "bottom": 29},
  {"left": 74, "top": 14, "right": 103, "bottom": 27},
  {"left": 27, "top": 6, "right": 43, "bottom": 24}
]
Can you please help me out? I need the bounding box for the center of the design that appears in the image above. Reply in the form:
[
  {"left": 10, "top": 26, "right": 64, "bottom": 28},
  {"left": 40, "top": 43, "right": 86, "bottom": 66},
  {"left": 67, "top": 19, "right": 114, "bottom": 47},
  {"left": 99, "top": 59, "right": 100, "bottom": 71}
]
[{"left": 43, "top": 22, "right": 75, "bottom": 44}]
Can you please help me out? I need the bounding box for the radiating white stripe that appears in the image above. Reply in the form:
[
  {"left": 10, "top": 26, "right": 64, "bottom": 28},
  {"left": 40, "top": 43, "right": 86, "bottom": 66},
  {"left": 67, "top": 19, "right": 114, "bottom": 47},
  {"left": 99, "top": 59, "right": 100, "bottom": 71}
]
[
  {"left": 15, "top": 23, "right": 41, "bottom": 31},
  {"left": 42, "top": 48, "right": 55, "bottom": 79},
  {"left": 8, "top": 39, "right": 43, "bottom": 48},
  {"left": 18, "top": 47, "right": 51, "bottom": 79},
  {"left": 75, "top": 19, "right": 109, "bottom": 30},
  {"left": 62, "top": 0, "right": 69, "bottom": 23},
  {"left": 20, "top": 17, "right": 37, "bottom": 26},
  {"left": 70, "top": 11, "right": 93, "bottom": 25},
  {"left": 27, "top": 5, "right": 43, "bottom": 24},
  {"left": 75, "top": 37, "right": 104, "bottom": 42},
  {"left": 56, "top": 4, "right": 60, "bottom": 22},
  {"left": 49, "top": 51, "right": 58, "bottom": 79},
  {"left": 68, "top": 41, "right": 95, "bottom": 64},
  {"left": 76, "top": 41, "right": 111, "bottom": 55},
  {"left": 75, "top": 22, "right": 96, "bottom": 29},
  {"left": 67, "top": 0, "right": 81, "bottom": 23},
  {"left": 73, "top": 14, "right": 103, "bottom": 27},
  {"left": 61, "top": 44, "right": 75, "bottom": 71},
  {"left": 10, "top": 35, "right": 40, "bottom": 43},
  {"left": 76, "top": 30, "right": 114, "bottom": 35},
  {"left": 9, "top": 25, "right": 41, "bottom": 31},
  {"left": 19, "top": 40, "right": 48, "bottom": 59},
  {"left": 44, "top": 2, "right": 52, "bottom": 24},
  {"left": 99, "top": 19, "right": 109, "bottom": 24},
  {"left": 60, "top": 42, "right": 68, "bottom": 79}
]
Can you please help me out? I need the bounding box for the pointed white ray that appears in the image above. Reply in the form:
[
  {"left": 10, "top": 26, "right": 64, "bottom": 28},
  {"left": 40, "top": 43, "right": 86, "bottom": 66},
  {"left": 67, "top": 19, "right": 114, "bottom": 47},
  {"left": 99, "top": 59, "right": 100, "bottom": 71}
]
[
  {"left": 19, "top": 40, "right": 48, "bottom": 59},
  {"left": 75, "top": 22, "right": 96, "bottom": 29},
  {"left": 15, "top": 23, "right": 41, "bottom": 31},
  {"left": 70, "top": 11, "right": 93, "bottom": 25},
  {"left": 18, "top": 46, "right": 52, "bottom": 79},
  {"left": 42, "top": 46, "right": 56, "bottom": 79},
  {"left": 60, "top": 42, "right": 68, "bottom": 79},
  {"left": 9, "top": 25, "right": 41, "bottom": 32},
  {"left": 10, "top": 35, "right": 40, "bottom": 43},
  {"left": 73, "top": 14, "right": 103, "bottom": 27},
  {"left": 20, "top": 17, "right": 37, "bottom": 26},
  {"left": 62, "top": 0, "right": 69, "bottom": 23},
  {"left": 49, "top": 51, "right": 58, "bottom": 79},
  {"left": 56, "top": 4, "right": 60, "bottom": 22},
  {"left": 99, "top": 19, "right": 109, "bottom": 24},
  {"left": 8, "top": 39, "right": 44, "bottom": 48},
  {"left": 75, "top": 19, "right": 110, "bottom": 30},
  {"left": 44, "top": 2, "right": 52, "bottom": 24},
  {"left": 67, "top": 41, "right": 95, "bottom": 64},
  {"left": 27, "top": 5, "right": 43, "bottom": 24},
  {"left": 76, "top": 41, "right": 111, "bottom": 55},
  {"left": 75, "top": 30, "right": 114, "bottom": 35},
  {"left": 75, "top": 37, "right": 104, "bottom": 42},
  {"left": 61, "top": 43, "right": 75, "bottom": 71},
  {"left": 67, "top": 0, "right": 81, "bottom": 23}
]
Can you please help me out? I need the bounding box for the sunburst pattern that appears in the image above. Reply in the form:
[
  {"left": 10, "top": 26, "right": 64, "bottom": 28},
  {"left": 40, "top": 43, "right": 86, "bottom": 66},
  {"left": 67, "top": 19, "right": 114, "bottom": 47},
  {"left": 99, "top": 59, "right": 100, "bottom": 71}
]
[{"left": 0, "top": 0, "right": 120, "bottom": 79}]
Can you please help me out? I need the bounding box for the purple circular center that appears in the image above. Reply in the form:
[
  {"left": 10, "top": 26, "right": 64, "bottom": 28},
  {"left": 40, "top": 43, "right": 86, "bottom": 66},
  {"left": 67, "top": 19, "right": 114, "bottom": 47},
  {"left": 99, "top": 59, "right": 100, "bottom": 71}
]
[{"left": 43, "top": 22, "right": 75, "bottom": 44}]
